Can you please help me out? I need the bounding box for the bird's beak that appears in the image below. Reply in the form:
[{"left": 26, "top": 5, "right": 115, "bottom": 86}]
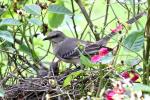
[{"left": 43, "top": 36, "right": 50, "bottom": 41}]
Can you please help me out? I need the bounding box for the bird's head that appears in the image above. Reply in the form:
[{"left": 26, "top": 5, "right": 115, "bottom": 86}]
[{"left": 43, "top": 31, "right": 66, "bottom": 43}]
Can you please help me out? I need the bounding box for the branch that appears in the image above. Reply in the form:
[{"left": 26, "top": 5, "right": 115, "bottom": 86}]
[
  {"left": 143, "top": 4, "right": 150, "bottom": 84},
  {"left": 75, "top": 0, "right": 100, "bottom": 40},
  {"left": 71, "top": 0, "right": 78, "bottom": 38}
]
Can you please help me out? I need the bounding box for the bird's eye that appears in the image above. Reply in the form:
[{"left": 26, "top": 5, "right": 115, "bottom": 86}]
[{"left": 50, "top": 34, "right": 59, "bottom": 39}]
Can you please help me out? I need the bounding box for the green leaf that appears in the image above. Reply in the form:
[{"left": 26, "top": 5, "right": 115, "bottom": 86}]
[
  {"left": 132, "top": 83, "right": 150, "bottom": 92},
  {"left": 48, "top": 13, "right": 64, "bottom": 28},
  {"left": 125, "top": 59, "right": 140, "bottom": 66},
  {"left": 0, "top": 30, "right": 14, "bottom": 43},
  {"left": 80, "top": 54, "right": 93, "bottom": 68},
  {"left": 0, "top": 25, "right": 7, "bottom": 30},
  {"left": 28, "top": 18, "right": 43, "bottom": 26},
  {"left": 24, "top": 4, "right": 41, "bottom": 16},
  {"left": 63, "top": 70, "right": 82, "bottom": 87},
  {"left": 48, "top": 4, "right": 72, "bottom": 15},
  {"left": 48, "top": 1, "right": 65, "bottom": 28},
  {"left": 0, "top": 18, "right": 21, "bottom": 26},
  {"left": 19, "top": 44, "right": 31, "bottom": 55},
  {"left": 123, "top": 30, "right": 144, "bottom": 52},
  {"left": 0, "top": 88, "right": 5, "bottom": 97}
]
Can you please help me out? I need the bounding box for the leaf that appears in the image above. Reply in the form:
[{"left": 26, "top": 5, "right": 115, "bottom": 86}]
[
  {"left": 123, "top": 30, "right": 144, "bottom": 52},
  {"left": 19, "top": 44, "right": 39, "bottom": 61},
  {"left": 24, "top": 4, "right": 41, "bottom": 16},
  {"left": 28, "top": 18, "right": 43, "bottom": 26},
  {"left": 125, "top": 59, "right": 140, "bottom": 66},
  {"left": 48, "top": 13, "right": 64, "bottom": 28},
  {"left": 0, "top": 25, "right": 7, "bottom": 30},
  {"left": 19, "top": 44, "right": 31, "bottom": 55},
  {"left": 132, "top": 83, "right": 150, "bottom": 92},
  {"left": 0, "top": 18, "right": 21, "bottom": 26},
  {"left": 48, "top": 4, "right": 72, "bottom": 15},
  {"left": 63, "top": 70, "right": 82, "bottom": 87},
  {"left": 0, "top": 30, "right": 14, "bottom": 43},
  {"left": 80, "top": 54, "right": 93, "bottom": 68},
  {"left": 48, "top": 0, "right": 65, "bottom": 28},
  {"left": 0, "top": 88, "right": 5, "bottom": 97}
]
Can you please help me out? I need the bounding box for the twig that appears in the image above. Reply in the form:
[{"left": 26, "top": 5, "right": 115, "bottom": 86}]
[
  {"left": 79, "top": 0, "right": 96, "bottom": 40},
  {"left": 38, "top": 42, "right": 51, "bottom": 62},
  {"left": 80, "top": 24, "right": 89, "bottom": 39},
  {"left": 71, "top": 0, "right": 78, "bottom": 38},
  {"left": 89, "top": 0, "right": 96, "bottom": 17},
  {"left": 66, "top": 22, "right": 75, "bottom": 37},
  {"left": 75, "top": 0, "right": 100, "bottom": 40},
  {"left": 104, "top": 0, "right": 110, "bottom": 27}
]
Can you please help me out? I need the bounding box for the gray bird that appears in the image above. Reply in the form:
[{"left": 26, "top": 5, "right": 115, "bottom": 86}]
[
  {"left": 43, "top": 31, "right": 113, "bottom": 65},
  {"left": 43, "top": 12, "right": 145, "bottom": 65}
]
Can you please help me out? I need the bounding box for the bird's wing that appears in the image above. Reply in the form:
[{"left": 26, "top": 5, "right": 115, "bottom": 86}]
[
  {"left": 54, "top": 38, "right": 82, "bottom": 59},
  {"left": 55, "top": 38, "right": 113, "bottom": 60},
  {"left": 84, "top": 43, "right": 113, "bottom": 55}
]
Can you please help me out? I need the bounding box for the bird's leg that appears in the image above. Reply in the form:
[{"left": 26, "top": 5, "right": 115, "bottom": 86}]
[
  {"left": 37, "top": 62, "right": 49, "bottom": 77},
  {"left": 49, "top": 60, "right": 60, "bottom": 76},
  {"left": 74, "top": 64, "right": 82, "bottom": 70}
]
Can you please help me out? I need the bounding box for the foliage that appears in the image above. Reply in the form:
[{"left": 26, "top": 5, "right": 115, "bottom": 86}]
[
  {"left": 24, "top": 4, "right": 41, "bottom": 16},
  {"left": 0, "top": 30, "right": 14, "bottom": 43},
  {"left": 0, "top": 0, "right": 149, "bottom": 99},
  {"left": 48, "top": 0, "right": 66, "bottom": 28},
  {"left": 63, "top": 70, "right": 83, "bottom": 87},
  {"left": 123, "top": 30, "right": 144, "bottom": 52}
]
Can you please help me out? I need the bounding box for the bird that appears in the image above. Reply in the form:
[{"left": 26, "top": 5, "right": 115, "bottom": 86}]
[
  {"left": 43, "top": 12, "right": 146, "bottom": 65},
  {"left": 37, "top": 61, "right": 59, "bottom": 77},
  {"left": 43, "top": 31, "right": 113, "bottom": 65}
]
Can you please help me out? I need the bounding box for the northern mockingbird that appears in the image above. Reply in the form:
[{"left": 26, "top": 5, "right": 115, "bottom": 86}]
[
  {"left": 43, "top": 31, "right": 113, "bottom": 64},
  {"left": 43, "top": 12, "right": 146, "bottom": 65}
]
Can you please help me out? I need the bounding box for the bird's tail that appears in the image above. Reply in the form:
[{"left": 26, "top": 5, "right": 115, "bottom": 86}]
[{"left": 96, "top": 11, "right": 146, "bottom": 46}]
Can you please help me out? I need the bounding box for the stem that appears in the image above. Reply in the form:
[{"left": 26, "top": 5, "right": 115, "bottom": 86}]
[
  {"left": 19, "top": 18, "right": 39, "bottom": 72},
  {"left": 101, "top": 0, "right": 110, "bottom": 38},
  {"left": 75, "top": 0, "right": 100, "bottom": 40},
  {"left": 103, "top": 0, "right": 110, "bottom": 27},
  {"left": 132, "top": 0, "right": 139, "bottom": 30},
  {"left": 71, "top": 0, "right": 78, "bottom": 38},
  {"left": 143, "top": 0, "right": 150, "bottom": 85}
]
